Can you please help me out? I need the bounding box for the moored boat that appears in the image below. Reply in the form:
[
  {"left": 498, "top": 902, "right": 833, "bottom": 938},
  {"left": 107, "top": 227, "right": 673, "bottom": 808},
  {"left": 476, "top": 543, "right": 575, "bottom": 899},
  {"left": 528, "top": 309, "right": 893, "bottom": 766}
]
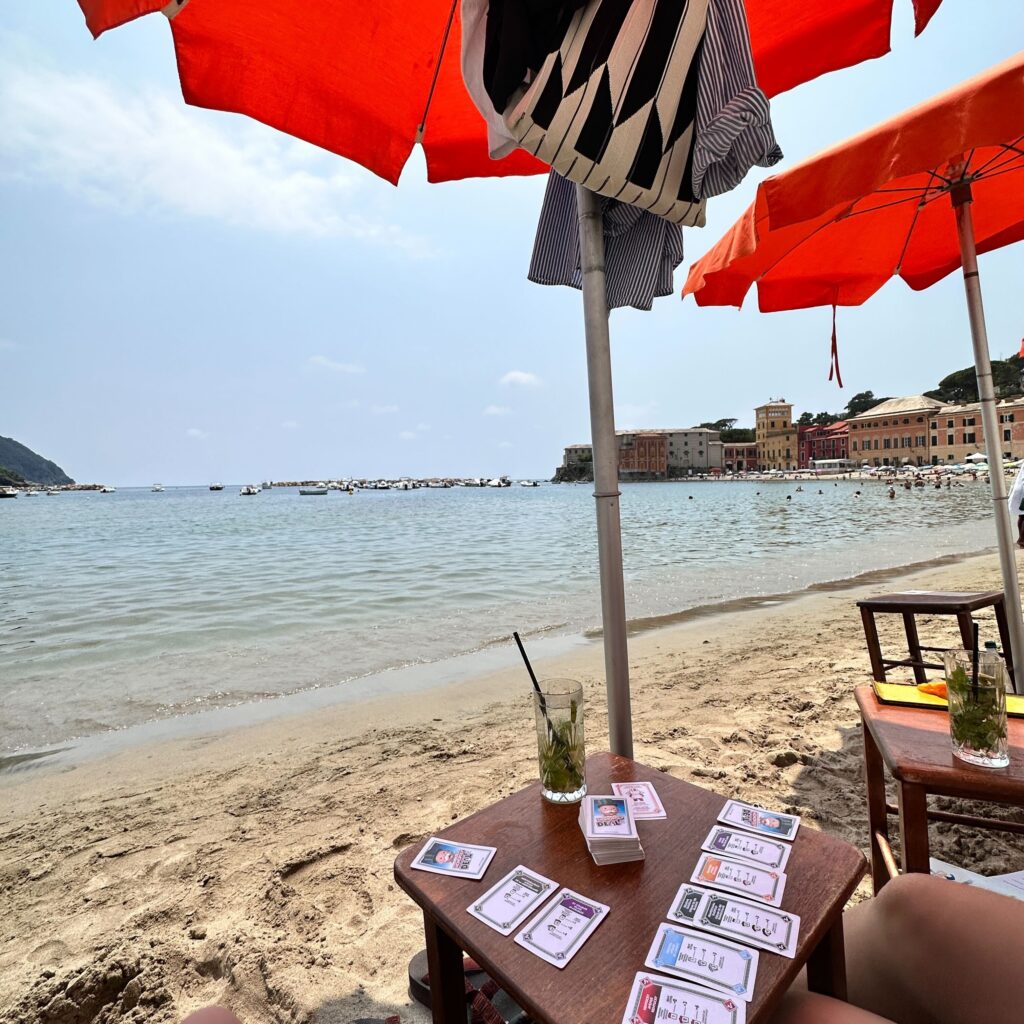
[
  {"left": 240, "top": 484, "right": 261, "bottom": 495},
  {"left": 210, "top": 483, "right": 225, "bottom": 491},
  {"left": 299, "top": 487, "right": 328, "bottom": 495},
  {"left": 0, "top": 487, "right": 18, "bottom": 498}
]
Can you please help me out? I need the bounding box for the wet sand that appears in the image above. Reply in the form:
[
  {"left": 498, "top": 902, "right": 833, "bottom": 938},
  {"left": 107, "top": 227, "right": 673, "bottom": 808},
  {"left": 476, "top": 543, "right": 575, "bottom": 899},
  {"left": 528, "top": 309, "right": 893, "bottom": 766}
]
[{"left": 2, "top": 551, "right": 1023, "bottom": 1023}]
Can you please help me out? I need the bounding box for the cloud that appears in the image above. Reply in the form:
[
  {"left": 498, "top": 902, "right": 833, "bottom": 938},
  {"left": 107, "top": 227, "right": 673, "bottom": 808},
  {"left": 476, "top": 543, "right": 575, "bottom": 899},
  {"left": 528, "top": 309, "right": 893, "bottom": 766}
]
[
  {"left": 500, "top": 370, "right": 542, "bottom": 388},
  {"left": 0, "top": 54, "right": 430, "bottom": 252},
  {"left": 371, "top": 404, "right": 399, "bottom": 415},
  {"left": 415, "top": 422, "right": 431, "bottom": 432},
  {"left": 483, "top": 405, "right": 511, "bottom": 416},
  {"left": 398, "top": 430, "right": 417, "bottom": 441},
  {"left": 308, "top": 355, "right": 365, "bottom": 374},
  {"left": 281, "top": 420, "right": 298, "bottom": 430},
  {"left": 186, "top": 427, "right": 208, "bottom": 440}
]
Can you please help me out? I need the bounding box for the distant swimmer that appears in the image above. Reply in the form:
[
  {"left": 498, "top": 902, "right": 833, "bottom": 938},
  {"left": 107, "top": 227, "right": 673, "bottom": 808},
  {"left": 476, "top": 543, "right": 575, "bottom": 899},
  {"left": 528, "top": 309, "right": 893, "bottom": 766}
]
[
  {"left": 818, "top": 489, "right": 824, "bottom": 494},
  {"left": 796, "top": 486, "right": 804, "bottom": 492},
  {"left": 786, "top": 494, "right": 792, "bottom": 501},
  {"left": 688, "top": 495, "right": 694, "bottom": 500},
  {"left": 888, "top": 486, "right": 896, "bottom": 499},
  {"left": 854, "top": 490, "right": 862, "bottom": 496}
]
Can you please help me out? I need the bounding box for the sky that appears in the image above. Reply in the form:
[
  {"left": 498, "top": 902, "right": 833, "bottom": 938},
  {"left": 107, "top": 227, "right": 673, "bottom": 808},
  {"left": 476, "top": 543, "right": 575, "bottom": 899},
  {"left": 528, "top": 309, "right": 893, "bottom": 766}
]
[{"left": 1, "top": 2, "right": 1022, "bottom": 485}]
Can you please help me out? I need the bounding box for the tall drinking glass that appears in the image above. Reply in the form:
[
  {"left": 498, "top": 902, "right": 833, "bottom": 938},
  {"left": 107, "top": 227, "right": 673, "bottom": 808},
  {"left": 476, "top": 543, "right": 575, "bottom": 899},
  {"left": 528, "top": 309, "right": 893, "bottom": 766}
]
[
  {"left": 943, "top": 650, "right": 1010, "bottom": 769},
  {"left": 534, "top": 679, "right": 587, "bottom": 803}
]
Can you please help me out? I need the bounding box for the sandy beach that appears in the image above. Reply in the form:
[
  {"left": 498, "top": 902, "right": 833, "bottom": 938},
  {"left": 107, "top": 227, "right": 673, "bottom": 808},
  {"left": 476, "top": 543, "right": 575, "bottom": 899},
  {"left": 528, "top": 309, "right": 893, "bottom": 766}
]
[{"left": 3, "top": 551, "right": 1023, "bottom": 1023}]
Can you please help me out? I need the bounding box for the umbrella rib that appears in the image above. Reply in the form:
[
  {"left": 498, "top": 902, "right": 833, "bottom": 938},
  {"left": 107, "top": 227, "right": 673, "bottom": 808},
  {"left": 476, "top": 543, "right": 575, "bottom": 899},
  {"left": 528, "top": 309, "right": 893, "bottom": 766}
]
[
  {"left": 416, "top": 0, "right": 459, "bottom": 141},
  {"left": 892, "top": 171, "right": 939, "bottom": 275},
  {"left": 971, "top": 145, "right": 1024, "bottom": 179}
]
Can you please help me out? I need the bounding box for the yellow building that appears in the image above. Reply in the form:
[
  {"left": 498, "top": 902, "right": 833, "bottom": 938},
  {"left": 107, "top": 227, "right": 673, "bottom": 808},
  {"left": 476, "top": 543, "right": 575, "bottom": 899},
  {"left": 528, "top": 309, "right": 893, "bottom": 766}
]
[{"left": 755, "top": 400, "right": 796, "bottom": 470}]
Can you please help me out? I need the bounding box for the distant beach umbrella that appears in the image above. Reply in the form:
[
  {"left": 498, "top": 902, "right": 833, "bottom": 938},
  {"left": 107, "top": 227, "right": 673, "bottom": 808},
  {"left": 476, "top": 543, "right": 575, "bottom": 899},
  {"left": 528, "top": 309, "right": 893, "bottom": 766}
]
[
  {"left": 73, "top": 0, "right": 950, "bottom": 752},
  {"left": 684, "top": 54, "right": 1024, "bottom": 691}
]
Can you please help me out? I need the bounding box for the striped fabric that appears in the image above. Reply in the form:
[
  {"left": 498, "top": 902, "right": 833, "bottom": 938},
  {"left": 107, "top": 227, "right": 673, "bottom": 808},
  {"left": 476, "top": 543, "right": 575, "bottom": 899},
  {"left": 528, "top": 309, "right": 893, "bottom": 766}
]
[
  {"left": 692, "top": 0, "right": 782, "bottom": 199},
  {"left": 528, "top": 172, "right": 684, "bottom": 311}
]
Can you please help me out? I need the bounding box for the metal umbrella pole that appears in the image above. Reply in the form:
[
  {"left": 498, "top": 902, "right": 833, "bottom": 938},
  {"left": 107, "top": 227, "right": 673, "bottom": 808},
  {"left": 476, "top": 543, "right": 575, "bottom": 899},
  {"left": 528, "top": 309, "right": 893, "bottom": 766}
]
[
  {"left": 952, "top": 181, "right": 1024, "bottom": 693},
  {"left": 576, "top": 183, "right": 634, "bottom": 755}
]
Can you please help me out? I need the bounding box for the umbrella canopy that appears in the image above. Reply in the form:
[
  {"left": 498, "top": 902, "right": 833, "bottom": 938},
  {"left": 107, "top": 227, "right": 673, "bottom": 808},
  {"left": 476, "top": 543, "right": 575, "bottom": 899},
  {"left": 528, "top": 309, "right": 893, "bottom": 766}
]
[
  {"left": 78, "top": 0, "right": 944, "bottom": 184},
  {"left": 684, "top": 53, "right": 1024, "bottom": 691},
  {"left": 683, "top": 52, "right": 1024, "bottom": 309},
  {"left": 73, "top": 0, "right": 948, "bottom": 754}
]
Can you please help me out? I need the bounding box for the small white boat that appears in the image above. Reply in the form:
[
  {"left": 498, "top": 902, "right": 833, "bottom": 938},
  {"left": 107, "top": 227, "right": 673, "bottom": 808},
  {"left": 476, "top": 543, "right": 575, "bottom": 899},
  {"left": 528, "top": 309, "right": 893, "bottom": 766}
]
[
  {"left": 0, "top": 487, "right": 17, "bottom": 499},
  {"left": 299, "top": 487, "right": 328, "bottom": 495},
  {"left": 240, "top": 484, "right": 261, "bottom": 495},
  {"left": 262, "top": 481, "right": 273, "bottom": 491},
  {"left": 210, "top": 483, "right": 225, "bottom": 491},
  {"left": 46, "top": 490, "right": 60, "bottom": 496},
  {"left": 519, "top": 480, "right": 540, "bottom": 487},
  {"left": 99, "top": 485, "right": 116, "bottom": 493},
  {"left": 151, "top": 483, "right": 165, "bottom": 492}
]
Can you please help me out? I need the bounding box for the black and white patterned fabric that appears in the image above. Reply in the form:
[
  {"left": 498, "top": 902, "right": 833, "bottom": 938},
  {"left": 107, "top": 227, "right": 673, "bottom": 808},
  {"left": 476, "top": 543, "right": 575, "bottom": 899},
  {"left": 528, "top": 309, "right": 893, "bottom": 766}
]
[{"left": 528, "top": 171, "right": 684, "bottom": 311}]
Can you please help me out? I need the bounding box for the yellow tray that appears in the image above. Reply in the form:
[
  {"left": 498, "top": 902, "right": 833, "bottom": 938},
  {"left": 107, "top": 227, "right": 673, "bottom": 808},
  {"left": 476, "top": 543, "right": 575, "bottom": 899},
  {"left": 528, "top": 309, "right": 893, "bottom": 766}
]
[{"left": 872, "top": 681, "right": 1024, "bottom": 719}]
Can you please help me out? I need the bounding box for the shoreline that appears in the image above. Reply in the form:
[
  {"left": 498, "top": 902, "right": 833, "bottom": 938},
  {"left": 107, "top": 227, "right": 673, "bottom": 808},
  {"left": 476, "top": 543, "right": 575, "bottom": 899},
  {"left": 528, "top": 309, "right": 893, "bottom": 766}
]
[
  {"left": 1, "top": 544, "right": 994, "bottom": 776},
  {"left": 2, "top": 549, "right": 1023, "bottom": 1022}
]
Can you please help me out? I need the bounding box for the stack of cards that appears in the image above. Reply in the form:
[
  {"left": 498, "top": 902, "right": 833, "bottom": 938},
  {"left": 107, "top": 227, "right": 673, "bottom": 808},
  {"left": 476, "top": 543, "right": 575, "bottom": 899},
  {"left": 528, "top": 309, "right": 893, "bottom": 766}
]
[{"left": 578, "top": 794, "right": 645, "bottom": 865}]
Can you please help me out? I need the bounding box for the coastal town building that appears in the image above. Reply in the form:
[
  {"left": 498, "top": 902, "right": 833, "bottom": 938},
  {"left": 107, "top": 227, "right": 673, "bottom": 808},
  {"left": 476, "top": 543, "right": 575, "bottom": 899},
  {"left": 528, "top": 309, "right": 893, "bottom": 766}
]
[
  {"left": 849, "top": 396, "right": 944, "bottom": 466},
  {"left": 559, "top": 427, "right": 724, "bottom": 479},
  {"left": 798, "top": 420, "right": 850, "bottom": 468},
  {"left": 928, "top": 398, "right": 1024, "bottom": 464},
  {"left": 755, "top": 400, "right": 796, "bottom": 471},
  {"left": 722, "top": 441, "right": 759, "bottom": 471}
]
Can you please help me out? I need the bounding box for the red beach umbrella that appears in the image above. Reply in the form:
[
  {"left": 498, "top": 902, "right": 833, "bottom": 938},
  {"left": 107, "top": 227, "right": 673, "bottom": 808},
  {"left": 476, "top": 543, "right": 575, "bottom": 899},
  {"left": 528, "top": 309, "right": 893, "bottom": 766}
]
[
  {"left": 74, "top": 0, "right": 947, "bottom": 754},
  {"left": 684, "top": 52, "right": 1024, "bottom": 689}
]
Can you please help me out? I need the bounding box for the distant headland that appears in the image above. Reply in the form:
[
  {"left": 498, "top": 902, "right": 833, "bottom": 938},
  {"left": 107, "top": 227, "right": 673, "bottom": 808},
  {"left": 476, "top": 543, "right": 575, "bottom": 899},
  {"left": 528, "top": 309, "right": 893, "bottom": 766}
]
[{"left": 0, "top": 436, "right": 74, "bottom": 487}]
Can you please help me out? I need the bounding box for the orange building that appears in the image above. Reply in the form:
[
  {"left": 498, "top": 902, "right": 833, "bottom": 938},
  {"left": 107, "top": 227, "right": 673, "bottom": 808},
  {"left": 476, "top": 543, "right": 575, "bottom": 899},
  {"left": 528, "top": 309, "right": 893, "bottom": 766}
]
[
  {"left": 618, "top": 431, "right": 668, "bottom": 478},
  {"left": 848, "top": 396, "right": 942, "bottom": 467}
]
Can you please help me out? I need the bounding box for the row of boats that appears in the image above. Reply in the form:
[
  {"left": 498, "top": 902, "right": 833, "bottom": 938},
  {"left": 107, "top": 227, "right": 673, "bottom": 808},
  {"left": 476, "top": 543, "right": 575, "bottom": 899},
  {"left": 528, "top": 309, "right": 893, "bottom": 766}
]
[{"left": 228, "top": 476, "right": 542, "bottom": 495}]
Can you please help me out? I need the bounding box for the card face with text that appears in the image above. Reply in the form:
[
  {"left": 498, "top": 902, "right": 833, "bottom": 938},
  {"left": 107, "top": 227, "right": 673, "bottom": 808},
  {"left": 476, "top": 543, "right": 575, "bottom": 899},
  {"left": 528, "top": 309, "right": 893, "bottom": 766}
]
[
  {"left": 719, "top": 800, "right": 800, "bottom": 841},
  {"left": 644, "top": 922, "right": 759, "bottom": 1002},
  {"left": 581, "top": 795, "right": 637, "bottom": 840},
  {"left": 611, "top": 780, "right": 667, "bottom": 819},
  {"left": 666, "top": 882, "right": 801, "bottom": 958},
  {"left": 514, "top": 887, "right": 609, "bottom": 968},
  {"left": 410, "top": 837, "right": 495, "bottom": 879},
  {"left": 701, "top": 826, "right": 792, "bottom": 871},
  {"left": 620, "top": 971, "right": 746, "bottom": 1024},
  {"left": 466, "top": 865, "right": 557, "bottom": 936},
  {"left": 691, "top": 853, "right": 787, "bottom": 906}
]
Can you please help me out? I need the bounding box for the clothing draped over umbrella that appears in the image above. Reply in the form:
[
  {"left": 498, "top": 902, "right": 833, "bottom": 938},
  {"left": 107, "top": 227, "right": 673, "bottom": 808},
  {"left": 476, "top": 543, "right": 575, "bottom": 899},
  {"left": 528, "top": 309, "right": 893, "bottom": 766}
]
[
  {"left": 684, "top": 52, "right": 1024, "bottom": 691},
  {"left": 75, "top": 0, "right": 948, "bottom": 752}
]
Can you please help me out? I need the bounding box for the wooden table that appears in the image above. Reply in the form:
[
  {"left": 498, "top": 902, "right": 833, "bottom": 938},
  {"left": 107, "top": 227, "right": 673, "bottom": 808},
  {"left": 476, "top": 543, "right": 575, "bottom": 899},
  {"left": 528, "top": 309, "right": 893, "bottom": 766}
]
[
  {"left": 395, "top": 752, "right": 865, "bottom": 1024},
  {"left": 856, "top": 590, "right": 1014, "bottom": 690},
  {"left": 856, "top": 686, "right": 1024, "bottom": 894}
]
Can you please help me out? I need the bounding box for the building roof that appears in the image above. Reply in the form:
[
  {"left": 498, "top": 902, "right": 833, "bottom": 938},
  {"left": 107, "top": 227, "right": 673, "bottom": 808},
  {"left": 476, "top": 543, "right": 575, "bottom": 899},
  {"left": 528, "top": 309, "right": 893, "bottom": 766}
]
[{"left": 851, "top": 395, "right": 943, "bottom": 419}]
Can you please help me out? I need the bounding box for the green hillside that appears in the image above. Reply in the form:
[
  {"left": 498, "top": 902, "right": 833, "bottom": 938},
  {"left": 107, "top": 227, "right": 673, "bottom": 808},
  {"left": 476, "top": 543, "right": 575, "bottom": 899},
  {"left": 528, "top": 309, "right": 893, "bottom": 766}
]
[{"left": 0, "top": 436, "right": 74, "bottom": 486}]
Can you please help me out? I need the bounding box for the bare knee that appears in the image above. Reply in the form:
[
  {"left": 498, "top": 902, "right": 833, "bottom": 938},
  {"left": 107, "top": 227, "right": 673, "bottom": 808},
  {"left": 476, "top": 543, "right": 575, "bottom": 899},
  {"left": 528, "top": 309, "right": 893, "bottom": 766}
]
[{"left": 182, "top": 1009, "right": 242, "bottom": 1024}]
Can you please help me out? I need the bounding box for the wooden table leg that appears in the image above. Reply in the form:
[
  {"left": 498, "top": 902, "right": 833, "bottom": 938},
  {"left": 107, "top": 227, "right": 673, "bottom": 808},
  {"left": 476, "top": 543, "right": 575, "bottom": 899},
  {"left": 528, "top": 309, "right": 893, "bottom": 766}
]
[
  {"left": 897, "top": 783, "right": 930, "bottom": 875},
  {"left": 993, "top": 598, "right": 1017, "bottom": 693},
  {"left": 423, "top": 913, "right": 466, "bottom": 1024},
  {"left": 860, "top": 608, "right": 886, "bottom": 682},
  {"left": 956, "top": 612, "right": 976, "bottom": 657},
  {"left": 902, "top": 612, "right": 927, "bottom": 683},
  {"left": 862, "top": 723, "right": 891, "bottom": 894},
  {"left": 806, "top": 916, "right": 847, "bottom": 1002}
]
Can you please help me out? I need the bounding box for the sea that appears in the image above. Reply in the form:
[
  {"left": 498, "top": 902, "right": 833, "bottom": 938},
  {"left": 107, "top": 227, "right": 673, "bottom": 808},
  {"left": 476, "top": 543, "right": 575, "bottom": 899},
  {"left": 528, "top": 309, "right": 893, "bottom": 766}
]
[{"left": 0, "top": 480, "right": 997, "bottom": 756}]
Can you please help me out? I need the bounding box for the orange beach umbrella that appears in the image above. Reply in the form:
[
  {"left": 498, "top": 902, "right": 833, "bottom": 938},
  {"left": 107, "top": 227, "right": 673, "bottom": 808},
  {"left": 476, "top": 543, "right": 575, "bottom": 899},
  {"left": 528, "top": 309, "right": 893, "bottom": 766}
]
[
  {"left": 74, "top": 0, "right": 947, "bottom": 754},
  {"left": 684, "top": 52, "right": 1024, "bottom": 690}
]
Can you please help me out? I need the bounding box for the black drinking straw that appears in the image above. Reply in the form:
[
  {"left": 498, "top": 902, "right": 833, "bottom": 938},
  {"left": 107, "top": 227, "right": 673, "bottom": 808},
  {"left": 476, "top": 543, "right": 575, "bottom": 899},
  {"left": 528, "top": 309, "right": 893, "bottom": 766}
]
[
  {"left": 513, "top": 631, "right": 553, "bottom": 735},
  {"left": 972, "top": 621, "right": 980, "bottom": 701}
]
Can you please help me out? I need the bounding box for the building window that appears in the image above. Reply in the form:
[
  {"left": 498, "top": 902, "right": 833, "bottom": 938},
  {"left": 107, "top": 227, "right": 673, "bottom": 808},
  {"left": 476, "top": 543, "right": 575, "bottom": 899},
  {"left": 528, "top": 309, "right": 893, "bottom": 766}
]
[
  {"left": 903, "top": 418, "right": 910, "bottom": 425},
  {"left": 930, "top": 421, "right": 937, "bottom": 430},
  {"left": 931, "top": 435, "right": 938, "bottom": 445},
  {"left": 947, "top": 420, "right": 954, "bottom": 428},
  {"left": 917, "top": 417, "right": 924, "bottom": 424},
  {"left": 851, "top": 440, "right": 858, "bottom": 451},
  {"left": 917, "top": 435, "right": 926, "bottom": 447},
  {"left": 883, "top": 438, "right": 891, "bottom": 449},
  {"left": 965, "top": 432, "right": 977, "bottom": 444},
  {"left": 947, "top": 434, "right": 955, "bottom": 445},
  {"left": 874, "top": 439, "right": 879, "bottom": 450},
  {"left": 965, "top": 417, "right": 976, "bottom": 427},
  {"left": 1005, "top": 429, "right": 1012, "bottom": 442}
]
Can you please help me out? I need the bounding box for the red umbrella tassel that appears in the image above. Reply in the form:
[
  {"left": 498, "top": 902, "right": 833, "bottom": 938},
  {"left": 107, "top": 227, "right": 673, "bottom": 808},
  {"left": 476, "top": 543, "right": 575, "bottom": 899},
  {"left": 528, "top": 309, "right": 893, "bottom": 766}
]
[{"left": 829, "top": 304, "right": 844, "bottom": 388}]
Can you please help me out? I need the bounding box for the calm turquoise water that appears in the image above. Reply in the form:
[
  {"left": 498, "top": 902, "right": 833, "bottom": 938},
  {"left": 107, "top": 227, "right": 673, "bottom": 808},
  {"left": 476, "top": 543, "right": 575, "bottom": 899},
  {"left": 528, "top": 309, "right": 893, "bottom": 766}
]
[{"left": 0, "top": 481, "right": 995, "bottom": 751}]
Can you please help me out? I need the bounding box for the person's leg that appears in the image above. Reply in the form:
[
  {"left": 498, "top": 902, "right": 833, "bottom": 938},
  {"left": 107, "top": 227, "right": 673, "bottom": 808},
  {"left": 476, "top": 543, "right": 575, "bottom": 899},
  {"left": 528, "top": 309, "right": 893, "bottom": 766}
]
[
  {"left": 1017, "top": 514, "right": 1024, "bottom": 546},
  {"left": 842, "top": 872, "right": 1024, "bottom": 1024},
  {"left": 769, "top": 990, "right": 893, "bottom": 1024}
]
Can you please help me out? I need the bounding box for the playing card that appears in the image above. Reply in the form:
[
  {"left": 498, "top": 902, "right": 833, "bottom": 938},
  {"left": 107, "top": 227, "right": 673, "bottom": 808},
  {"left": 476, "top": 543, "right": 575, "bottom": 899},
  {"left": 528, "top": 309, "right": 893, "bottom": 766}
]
[
  {"left": 466, "top": 865, "right": 558, "bottom": 936},
  {"left": 692, "top": 853, "right": 787, "bottom": 906},
  {"left": 719, "top": 799, "right": 801, "bottom": 841},
  {"left": 644, "top": 922, "right": 760, "bottom": 1002},
  {"left": 702, "top": 826, "right": 792, "bottom": 871},
  {"left": 580, "top": 795, "right": 637, "bottom": 840},
  {"left": 620, "top": 971, "right": 746, "bottom": 1024},
  {"left": 410, "top": 837, "right": 496, "bottom": 879},
  {"left": 514, "top": 887, "right": 609, "bottom": 968},
  {"left": 611, "top": 780, "right": 667, "bottom": 819},
  {"left": 666, "top": 883, "right": 801, "bottom": 958}
]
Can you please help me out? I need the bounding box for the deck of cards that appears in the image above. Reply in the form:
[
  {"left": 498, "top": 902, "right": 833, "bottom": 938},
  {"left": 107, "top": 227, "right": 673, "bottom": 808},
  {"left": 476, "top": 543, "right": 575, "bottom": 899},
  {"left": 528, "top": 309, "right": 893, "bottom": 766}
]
[{"left": 578, "top": 794, "right": 645, "bottom": 865}]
